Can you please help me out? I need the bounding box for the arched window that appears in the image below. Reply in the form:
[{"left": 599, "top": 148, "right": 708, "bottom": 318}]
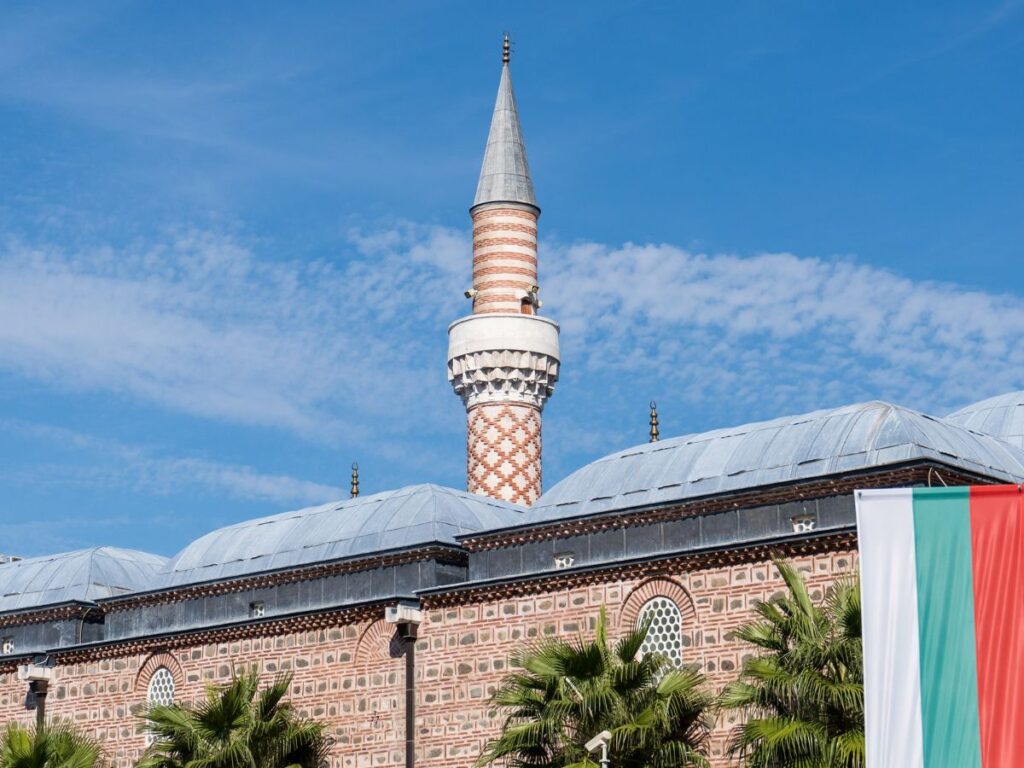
[
  {"left": 637, "top": 596, "right": 684, "bottom": 668},
  {"left": 147, "top": 666, "right": 175, "bottom": 706},
  {"left": 144, "top": 665, "right": 176, "bottom": 744}
]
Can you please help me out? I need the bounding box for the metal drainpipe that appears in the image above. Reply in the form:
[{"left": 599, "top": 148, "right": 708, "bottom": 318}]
[
  {"left": 403, "top": 624, "right": 418, "bottom": 768},
  {"left": 386, "top": 605, "right": 422, "bottom": 768},
  {"left": 30, "top": 681, "right": 48, "bottom": 728}
]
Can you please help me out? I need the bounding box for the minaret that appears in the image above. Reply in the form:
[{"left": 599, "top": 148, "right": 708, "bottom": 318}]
[{"left": 447, "top": 36, "right": 560, "bottom": 506}]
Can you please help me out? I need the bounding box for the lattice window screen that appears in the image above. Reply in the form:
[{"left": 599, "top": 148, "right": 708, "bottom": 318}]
[{"left": 637, "top": 596, "right": 684, "bottom": 668}]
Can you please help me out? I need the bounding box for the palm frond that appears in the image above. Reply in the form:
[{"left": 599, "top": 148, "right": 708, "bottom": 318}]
[
  {"left": 477, "top": 606, "right": 713, "bottom": 767},
  {"left": 719, "top": 558, "right": 865, "bottom": 768},
  {"left": 136, "top": 670, "right": 327, "bottom": 768}
]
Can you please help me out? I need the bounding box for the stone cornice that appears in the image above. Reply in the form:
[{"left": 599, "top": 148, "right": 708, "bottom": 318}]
[
  {"left": 421, "top": 530, "right": 859, "bottom": 609},
  {"left": 461, "top": 462, "right": 986, "bottom": 551},
  {"left": 0, "top": 603, "right": 91, "bottom": 629},
  {"left": 0, "top": 546, "right": 464, "bottom": 630},
  {"left": 449, "top": 349, "right": 559, "bottom": 409},
  {"left": 104, "top": 546, "right": 465, "bottom": 612},
  {"left": 0, "top": 602, "right": 391, "bottom": 672}
]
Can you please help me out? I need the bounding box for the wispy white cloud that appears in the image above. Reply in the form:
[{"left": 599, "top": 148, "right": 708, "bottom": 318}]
[
  {"left": 542, "top": 241, "right": 1024, "bottom": 417},
  {"left": 2, "top": 223, "right": 1023, "bottom": 491},
  {"left": 1, "top": 419, "right": 339, "bottom": 507},
  {"left": 0, "top": 225, "right": 467, "bottom": 445}
]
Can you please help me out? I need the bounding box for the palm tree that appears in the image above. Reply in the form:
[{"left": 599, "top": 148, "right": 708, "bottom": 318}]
[
  {"left": 720, "top": 559, "right": 864, "bottom": 768},
  {"left": 137, "top": 669, "right": 330, "bottom": 768},
  {"left": 0, "top": 721, "right": 102, "bottom": 768},
  {"left": 477, "top": 607, "right": 713, "bottom": 768}
]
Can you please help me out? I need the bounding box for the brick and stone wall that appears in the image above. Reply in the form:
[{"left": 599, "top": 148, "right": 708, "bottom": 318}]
[
  {"left": 0, "top": 549, "right": 856, "bottom": 768},
  {"left": 0, "top": 619, "right": 406, "bottom": 768},
  {"left": 416, "top": 548, "right": 858, "bottom": 767}
]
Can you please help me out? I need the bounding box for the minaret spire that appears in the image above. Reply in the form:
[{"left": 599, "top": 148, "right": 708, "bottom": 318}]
[
  {"left": 473, "top": 40, "right": 537, "bottom": 212},
  {"left": 447, "top": 39, "right": 560, "bottom": 506}
]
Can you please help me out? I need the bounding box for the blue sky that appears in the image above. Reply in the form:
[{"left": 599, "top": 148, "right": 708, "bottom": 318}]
[{"left": 1, "top": 1, "right": 1022, "bottom": 558}]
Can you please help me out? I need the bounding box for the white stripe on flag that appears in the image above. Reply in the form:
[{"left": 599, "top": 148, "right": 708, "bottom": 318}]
[{"left": 856, "top": 488, "right": 925, "bottom": 768}]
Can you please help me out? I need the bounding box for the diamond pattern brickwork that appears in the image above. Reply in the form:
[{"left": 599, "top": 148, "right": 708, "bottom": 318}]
[{"left": 467, "top": 403, "right": 541, "bottom": 505}]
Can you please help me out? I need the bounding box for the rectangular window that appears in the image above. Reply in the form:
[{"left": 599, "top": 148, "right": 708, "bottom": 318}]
[
  {"left": 1, "top": 637, "right": 13, "bottom": 654},
  {"left": 249, "top": 601, "right": 265, "bottom": 618}
]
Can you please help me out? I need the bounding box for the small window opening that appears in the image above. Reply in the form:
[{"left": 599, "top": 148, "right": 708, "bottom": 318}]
[
  {"left": 1, "top": 637, "right": 13, "bottom": 655},
  {"left": 791, "top": 515, "right": 816, "bottom": 533},
  {"left": 553, "top": 552, "right": 575, "bottom": 569},
  {"left": 249, "top": 601, "right": 266, "bottom": 618}
]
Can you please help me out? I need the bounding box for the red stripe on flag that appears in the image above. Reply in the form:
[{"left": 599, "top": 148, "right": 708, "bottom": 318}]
[{"left": 969, "top": 485, "right": 1024, "bottom": 766}]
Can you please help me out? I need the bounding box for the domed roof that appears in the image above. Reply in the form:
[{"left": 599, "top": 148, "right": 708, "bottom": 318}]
[
  {"left": 946, "top": 391, "right": 1024, "bottom": 448},
  {"left": 0, "top": 547, "right": 166, "bottom": 614},
  {"left": 164, "top": 484, "right": 524, "bottom": 587},
  {"left": 530, "top": 401, "right": 1024, "bottom": 522}
]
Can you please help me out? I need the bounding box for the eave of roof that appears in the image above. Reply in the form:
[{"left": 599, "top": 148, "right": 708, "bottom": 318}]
[{"left": 527, "top": 401, "right": 1024, "bottom": 523}]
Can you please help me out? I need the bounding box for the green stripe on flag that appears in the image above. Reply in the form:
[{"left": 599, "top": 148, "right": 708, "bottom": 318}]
[{"left": 913, "top": 487, "right": 982, "bottom": 768}]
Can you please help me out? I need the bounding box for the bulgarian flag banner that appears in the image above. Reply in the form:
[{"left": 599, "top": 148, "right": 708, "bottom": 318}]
[{"left": 855, "top": 486, "right": 1024, "bottom": 767}]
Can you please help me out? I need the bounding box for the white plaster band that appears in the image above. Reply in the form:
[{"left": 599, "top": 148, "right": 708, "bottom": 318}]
[
  {"left": 447, "top": 314, "right": 560, "bottom": 358},
  {"left": 473, "top": 243, "right": 538, "bottom": 258}
]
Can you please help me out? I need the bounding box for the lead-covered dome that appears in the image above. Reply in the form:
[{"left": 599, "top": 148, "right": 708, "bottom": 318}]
[
  {"left": 946, "top": 391, "right": 1024, "bottom": 448},
  {"left": 164, "top": 484, "right": 524, "bottom": 587},
  {"left": 530, "top": 401, "right": 1024, "bottom": 522},
  {"left": 0, "top": 547, "right": 166, "bottom": 614}
]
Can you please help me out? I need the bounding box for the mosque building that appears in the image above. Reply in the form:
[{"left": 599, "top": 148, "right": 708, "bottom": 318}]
[{"left": 3, "top": 39, "right": 1024, "bottom": 768}]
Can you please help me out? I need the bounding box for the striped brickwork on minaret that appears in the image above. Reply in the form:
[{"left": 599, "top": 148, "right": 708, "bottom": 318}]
[
  {"left": 447, "top": 37, "right": 559, "bottom": 507},
  {"left": 470, "top": 204, "right": 538, "bottom": 314}
]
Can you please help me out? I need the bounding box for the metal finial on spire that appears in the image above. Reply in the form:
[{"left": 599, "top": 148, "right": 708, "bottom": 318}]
[
  {"left": 350, "top": 462, "right": 359, "bottom": 498},
  {"left": 502, "top": 33, "right": 510, "bottom": 64},
  {"left": 649, "top": 401, "right": 660, "bottom": 443}
]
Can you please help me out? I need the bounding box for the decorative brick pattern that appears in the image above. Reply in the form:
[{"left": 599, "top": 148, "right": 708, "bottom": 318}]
[
  {"left": 451, "top": 195, "right": 556, "bottom": 505},
  {"left": 135, "top": 652, "right": 183, "bottom": 692},
  {"left": 355, "top": 619, "right": 397, "bottom": 664},
  {"left": 619, "top": 577, "right": 697, "bottom": 632},
  {"left": 470, "top": 207, "right": 539, "bottom": 314},
  {"left": 467, "top": 403, "right": 542, "bottom": 504}
]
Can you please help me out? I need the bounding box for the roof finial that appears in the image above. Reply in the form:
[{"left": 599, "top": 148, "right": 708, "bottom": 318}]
[
  {"left": 649, "top": 401, "right": 660, "bottom": 443},
  {"left": 350, "top": 462, "right": 360, "bottom": 499},
  {"left": 502, "top": 33, "right": 510, "bottom": 65}
]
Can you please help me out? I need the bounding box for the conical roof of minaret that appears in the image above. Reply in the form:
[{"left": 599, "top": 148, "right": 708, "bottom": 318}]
[{"left": 473, "top": 62, "right": 538, "bottom": 210}]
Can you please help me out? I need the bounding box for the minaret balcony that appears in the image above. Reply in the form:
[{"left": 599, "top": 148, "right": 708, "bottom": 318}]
[{"left": 447, "top": 313, "right": 560, "bottom": 410}]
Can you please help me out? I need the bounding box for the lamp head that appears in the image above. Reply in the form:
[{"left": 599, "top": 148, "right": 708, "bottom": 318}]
[{"left": 584, "top": 730, "right": 612, "bottom": 753}]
